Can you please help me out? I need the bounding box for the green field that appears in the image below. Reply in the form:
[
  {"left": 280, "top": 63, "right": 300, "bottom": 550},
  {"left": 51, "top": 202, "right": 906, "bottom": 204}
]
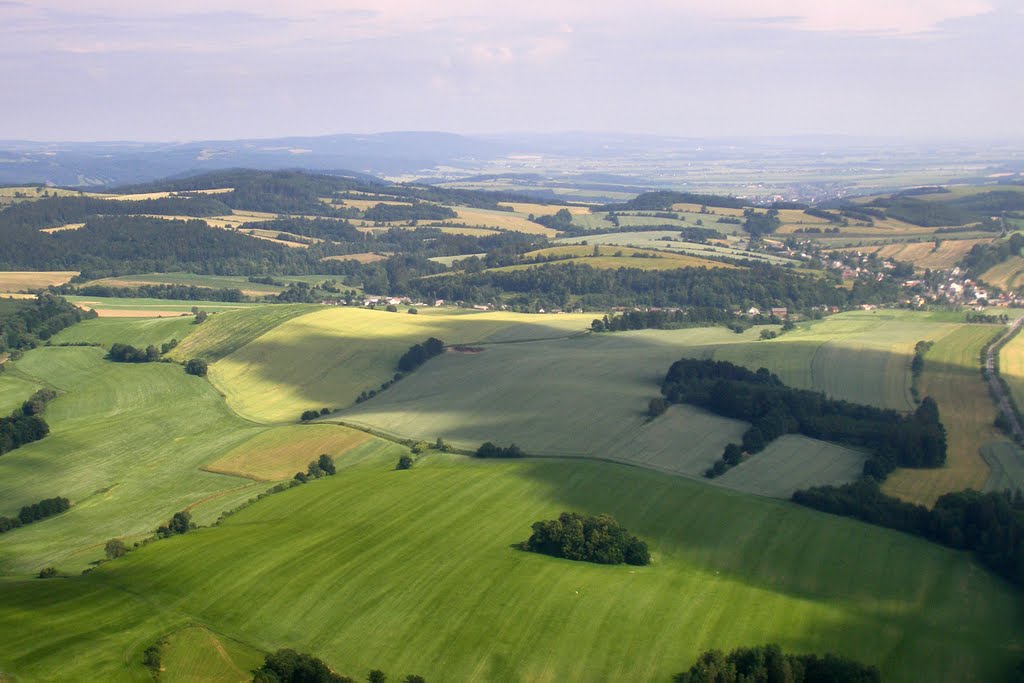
[
  {"left": 0, "top": 449, "right": 1019, "bottom": 682},
  {"left": 51, "top": 315, "right": 196, "bottom": 348},
  {"left": 66, "top": 295, "right": 259, "bottom": 314},
  {"left": 553, "top": 231, "right": 797, "bottom": 265},
  {"left": 160, "top": 625, "right": 264, "bottom": 683},
  {"left": 201, "top": 307, "right": 595, "bottom": 423}
]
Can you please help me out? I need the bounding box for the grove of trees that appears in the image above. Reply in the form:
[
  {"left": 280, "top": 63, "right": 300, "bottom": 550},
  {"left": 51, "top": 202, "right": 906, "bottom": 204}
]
[{"left": 521, "top": 512, "right": 650, "bottom": 566}]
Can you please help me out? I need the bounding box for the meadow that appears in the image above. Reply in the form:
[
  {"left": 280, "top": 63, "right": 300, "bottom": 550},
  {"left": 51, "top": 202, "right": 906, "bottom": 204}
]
[
  {"left": 0, "top": 450, "right": 1018, "bottom": 682},
  {"left": 65, "top": 294, "right": 260, "bottom": 316},
  {"left": 982, "top": 255, "right": 1024, "bottom": 291}
]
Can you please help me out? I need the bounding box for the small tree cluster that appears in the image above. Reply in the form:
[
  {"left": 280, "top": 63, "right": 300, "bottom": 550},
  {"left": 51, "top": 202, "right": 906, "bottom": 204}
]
[
  {"left": 474, "top": 442, "right": 524, "bottom": 459},
  {"left": 397, "top": 338, "right": 444, "bottom": 373},
  {"left": 156, "top": 510, "right": 193, "bottom": 538},
  {"left": 1, "top": 496, "right": 71, "bottom": 532},
  {"left": 105, "top": 538, "right": 128, "bottom": 560},
  {"left": 395, "top": 455, "right": 414, "bottom": 470},
  {"left": 108, "top": 342, "right": 160, "bottom": 363},
  {"left": 294, "top": 455, "right": 337, "bottom": 483},
  {"left": 38, "top": 566, "right": 58, "bottom": 579},
  {"left": 522, "top": 512, "right": 650, "bottom": 566},
  {"left": 21, "top": 388, "right": 57, "bottom": 416}
]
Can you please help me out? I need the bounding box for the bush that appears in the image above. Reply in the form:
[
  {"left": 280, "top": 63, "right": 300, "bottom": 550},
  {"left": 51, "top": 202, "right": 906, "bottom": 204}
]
[
  {"left": 185, "top": 358, "right": 208, "bottom": 376},
  {"left": 37, "top": 566, "right": 58, "bottom": 578},
  {"left": 105, "top": 538, "right": 127, "bottom": 559},
  {"left": 407, "top": 308, "right": 418, "bottom": 315},
  {"left": 396, "top": 455, "right": 414, "bottom": 470},
  {"left": 157, "top": 510, "right": 193, "bottom": 538},
  {"left": 301, "top": 409, "right": 321, "bottom": 422}
]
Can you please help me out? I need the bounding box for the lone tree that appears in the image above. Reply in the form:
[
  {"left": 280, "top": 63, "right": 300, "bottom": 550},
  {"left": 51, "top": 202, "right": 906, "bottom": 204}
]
[
  {"left": 105, "top": 538, "right": 127, "bottom": 560},
  {"left": 185, "top": 358, "right": 208, "bottom": 377},
  {"left": 396, "top": 455, "right": 414, "bottom": 470}
]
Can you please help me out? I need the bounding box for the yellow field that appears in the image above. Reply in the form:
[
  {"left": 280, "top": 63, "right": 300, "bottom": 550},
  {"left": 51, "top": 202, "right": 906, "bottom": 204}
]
[
  {"left": 356, "top": 225, "right": 501, "bottom": 237},
  {"left": 39, "top": 223, "right": 85, "bottom": 234},
  {"left": 883, "top": 325, "right": 1000, "bottom": 505},
  {"left": 208, "top": 308, "right": 594, "bottom": 424},
  {"left": 74, "top": 304, "right": 189, "bottom": 318},
  {"left": 452, "top": 207, "right": 559, "bottom": 236},
  {"left": 671, "top": 203, "right": 747, "bottom": 217},
  {"left": 339, "top": 198, "right": 411, "bottom": 211},
  {"left": 498, "top": 202, "right": 591, "bottom": 216},
  {"left": 321, "top": 252, "right": 392, "bottom": 264},
  {"left": 96, "top": 188, "right": 233, "bottom": 201},
  {"left": 981, "top": 256, "right": 1024, "bottom": 291},
  {"left": 518, "top": 244, "right": 736, "bottom": 271},
  {"left": 204, "top": 424, "right": 373, "bottom": 481},
  {"left": 1000, "top": 330, "right": 1024, "bottom": 413},
  {"left": 0, "top": 271, "right": 78, "bottom": 292},
  {"left": 833, "top": 239, "right": 990, "bottom": 270}
]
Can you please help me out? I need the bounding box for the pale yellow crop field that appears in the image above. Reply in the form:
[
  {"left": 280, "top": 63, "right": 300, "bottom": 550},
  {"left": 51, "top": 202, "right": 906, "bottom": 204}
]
[
  {"left": 0, "top": 271, "right": 78, "bottom": 291},
  {"left": 498, "top": 202, "right": 591, "bottom": 216},
  {"left": 39, "top": 223, "right": 85, "bottom": 234}
]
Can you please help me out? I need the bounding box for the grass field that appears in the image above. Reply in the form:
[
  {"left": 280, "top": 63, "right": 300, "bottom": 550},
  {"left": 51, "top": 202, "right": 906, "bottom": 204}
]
[
  {"left": 553, "top": 231, "right": 797, "bottom": 265},
  {"left": 168, "top": 304, "right": 317, "bottom": 363},
  {"left": 50, "top": 315, "right": 196, "bottom": 348},
  {"left": 66, "top": 295, "right": 259, "bottom": 316},
  {"left": 160, "top": 625, "right": 264, "bottom": 683},
  {"left": 0, "top": 270, "right": 78, "bottom": 292},
  {"left": 0, "top": 450, "right": 1018, "bottom": 682},
  {"left": 0, "top": 346, "right": 267, "bottom": 574},
  {"left": 520, "top": 245, "right": 737, "bottom": 271},
  {"left": 884, "top": 325, "right": 1003, "bottom": 505},
  {"left": 204, "top": 307, "right": 595, "bottom": 423}
]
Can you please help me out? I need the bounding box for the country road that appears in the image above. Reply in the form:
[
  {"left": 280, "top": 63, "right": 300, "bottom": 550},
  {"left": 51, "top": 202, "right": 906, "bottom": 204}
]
[{"left": 984, "top": 317, "right": 1024, "bottom": 441}]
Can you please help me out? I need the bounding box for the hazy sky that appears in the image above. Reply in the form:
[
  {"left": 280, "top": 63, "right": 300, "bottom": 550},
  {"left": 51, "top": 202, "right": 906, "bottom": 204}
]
[{"left": 2, "top": 0, "right": 1021, "bottom": 141}]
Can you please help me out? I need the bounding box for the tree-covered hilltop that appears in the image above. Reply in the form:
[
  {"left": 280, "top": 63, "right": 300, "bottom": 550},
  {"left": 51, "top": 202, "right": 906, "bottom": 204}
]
[
  {"left": 0, "top": 294, "right": 94, "bottom": 353},
  {"left": 402, "top": 261, "right": 899, "bottom": 312}
]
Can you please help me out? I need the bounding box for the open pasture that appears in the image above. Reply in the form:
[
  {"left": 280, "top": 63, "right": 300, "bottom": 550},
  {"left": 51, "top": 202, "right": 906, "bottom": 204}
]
[
  {"left": 50, "top": 315, "right": 195, "bottom": 348},
  {"left": 0, "top": 451, "right": 1018, "bottom": 682},
  {"left": 884, "top": 324, "right": 1005, "bottom": 505},
  {"left": 206, "top": 307, "right": 595, "bottom": 424},
  {"left": 168, "top": 304, "right": 317, "bottom": 363},
  {"left": 83, "top": 272, "right": 288, "bottom": 296},
  {"left": 554, "top": 231, "right": 797, "bottom": 265},
  {"left": 160, "top": 625, "right": 264, "bottom": 683},
  {"left": 497, "top": 244, "right": 735, "bottom": 272},
  {"left": 0, "top": 270, "right": 78, "bottom": 292}
]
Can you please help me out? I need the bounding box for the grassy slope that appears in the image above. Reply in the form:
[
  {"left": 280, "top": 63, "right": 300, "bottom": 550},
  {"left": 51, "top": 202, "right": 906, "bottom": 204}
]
[
  {"left": 884, "top": 325, "right": 1003, "bottom": 505},
  {"left": 161, "top": 626, "right": 264, "bottom": 683},
  {"left": 207, "top": 308, "right": 594, "bottom": 424},
  {"left": 66, "top": 295, "right": 258, "bottom": 314},
  {"left": 51, "top": 316, "right": 195, "bottom": 348},
  {"left": 0, "top": 347, "right": 267, "bottom": 573},
  {"left": 0, "top": 450, "right": 1019, "bottom": 682},
  {"left": 1002, "top": 329, "right": 1024, "bottom": 411},
  {"left": 168, "top": 304, "right": 318, "bottom": 363},
  {"left": 205, "top": 424, "right": 374, "bottom": 481}
]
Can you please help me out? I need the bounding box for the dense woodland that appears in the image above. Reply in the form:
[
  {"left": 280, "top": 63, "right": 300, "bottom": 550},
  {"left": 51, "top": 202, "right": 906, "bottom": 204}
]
[
  {"left": 661, "top": 359, "right": 947, "bottom": 479},
  {"left": 0, "top": 295, "right": 94, "bottom": 354}
]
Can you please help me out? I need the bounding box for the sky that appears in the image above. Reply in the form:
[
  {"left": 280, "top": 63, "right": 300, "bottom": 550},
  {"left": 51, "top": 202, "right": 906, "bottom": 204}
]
[{"left": 1, "top": 0, "right": 1021, "bottom": 141}]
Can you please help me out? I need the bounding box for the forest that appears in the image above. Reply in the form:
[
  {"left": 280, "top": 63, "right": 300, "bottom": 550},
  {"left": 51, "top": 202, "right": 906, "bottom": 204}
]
[{"left": 0, "top": 294, "right": 94, "bottom": 353}]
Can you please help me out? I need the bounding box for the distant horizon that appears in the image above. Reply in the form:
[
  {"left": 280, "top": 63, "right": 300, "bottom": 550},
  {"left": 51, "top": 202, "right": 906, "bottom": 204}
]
[{"left": 3, "top": 1, "right": 1021, "bottom": 141}]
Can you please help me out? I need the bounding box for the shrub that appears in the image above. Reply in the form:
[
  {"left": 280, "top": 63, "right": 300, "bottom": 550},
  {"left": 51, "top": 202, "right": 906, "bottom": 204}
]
[
  {"left": 38, "top": 566, "right": 58, "bottom": 578},
  {"left": 184, "top": 358, "right": 208, "bottom": 376},
  {"left": 396, "top": 455, "right": 414, "bottom": 470},
  {"left": 105, "top": 538, "right": 127, "bottom": 559},
  {"left": 301, "top": 409, "right": 321, "bottom": 422}
]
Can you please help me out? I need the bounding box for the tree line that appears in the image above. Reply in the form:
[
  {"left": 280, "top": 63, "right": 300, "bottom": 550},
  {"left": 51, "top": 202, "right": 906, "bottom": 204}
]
[
  {"left": 253, "top": 648, "right": 427, "bottom": 683},
  {"left": 793, "top": 479, "right": 1024, "bottom": 587},
  {"left": 660, "top": 359, "right": 946, "bottom": 480},
  {"left": 520, "top": 512, "right": 650, "bottom": 566},
  {"left": 0, "top": 496, "right": 70, "bottom": 534},
  {"left": 1, "top": 388, "right": 55, "bottom": 456},
  {"left": 674, "top": 643, "right": 879, "bottom": 683},
  {"left": 397, "top": 337, "right": 445, "bottom": 372},
  {"left": 474, "top": 442, "right": 524, "bottom": 458}
]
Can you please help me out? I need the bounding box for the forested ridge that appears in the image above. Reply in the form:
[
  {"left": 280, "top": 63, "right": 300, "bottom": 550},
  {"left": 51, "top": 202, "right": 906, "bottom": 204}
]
[{"left": 0, "top": 294, "right": 93, "bottom": 353}]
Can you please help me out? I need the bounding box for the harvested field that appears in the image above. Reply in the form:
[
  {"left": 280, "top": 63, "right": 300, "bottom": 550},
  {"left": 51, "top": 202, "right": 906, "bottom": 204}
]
[
  {"left": 0, "top": 271, "right": 78, "bottom": 291},
  {"left": 321, "top": 252, "right": 392, "bottom": 264},
  {"left": 498, "top": 202, "right": 591, "bottom": 216},
  {"left": 39, "top": 223, "right": 85, "bottom": 234},
  {"left": 205, "top": 424, "right": 374, "bottom": 481},
  {"left": 831, "top": 239, "right": 991, "bottom": 270}
]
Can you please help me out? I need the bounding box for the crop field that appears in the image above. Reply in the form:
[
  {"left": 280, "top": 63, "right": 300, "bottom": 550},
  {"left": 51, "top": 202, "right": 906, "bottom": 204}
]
[
  {"left": 831, "top": 238, "right": 990, "bottom": 270},
  {"left": 492, "top": 245, "right": 734, "bottom": 272},
  {"left": 336, "top": 326, "right": 869, "bottom": 496},
  {"left": 0, "top": 270, "right": 78, "bottom": 292},
  {"left": 713, "top": 310, "right": 963, "bottom": 412},
  {"left": 82, "top": 272, "right": 292, "bottom": 296},
  {"left": 0, "top": 451, "right": 1019, "bottom": 682},
  {"left": 205, "top": 307, "right": 595, "bottom": 423},
  {"left": 716, "top": 435, "right": 866, "bottom": 498},
  {"left": 453, "top": 207, "right": 559, "bottom": 236},
  {"left": 66, "top": 295, "right": 259, "bottom": 316},
  {"left": 981, "top": 256, "right": 1024, "bottom": 290},
  {"left": 1000, "top": 329, "right": 1024, "bottom": 412},
  {"left": 39, "top": 222, "right": 85, "bottom": 233},
  {"left": 321, "top": 251, "right": 392, "bottom": 264},
  {"left": 884, "top": 325, "right": 1004, "bottom": 505},
  {"left": 168, "top": 304, "right": 317, "bottom": 363},
  {"left": 50, "top": 315, "right": 195, "bottom": 348},
  {"left": 498, "top": 202, "right": 591, "bottom": 216},
  {"left": 554, "top": 231, "right": 796, "bottom": 265},
  {"left": 205, "top": 424, "right": 374, "bottom": 481}
]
